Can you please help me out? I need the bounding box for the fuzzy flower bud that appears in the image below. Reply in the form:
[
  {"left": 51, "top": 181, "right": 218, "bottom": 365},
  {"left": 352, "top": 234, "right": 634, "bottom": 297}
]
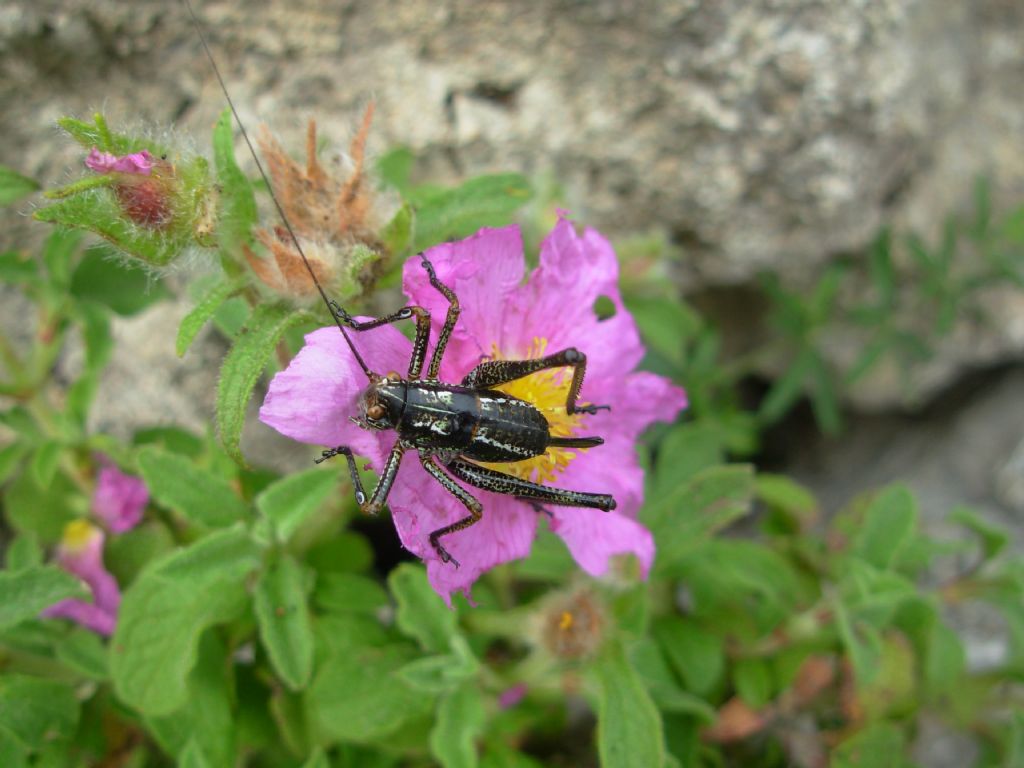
[
  {"left": 244, "top": 106, "right": 388, "bottom": 302},
  {"left": 536, "top": 589, "right": 607, "bottom": 661},
  {"left": 92, "top": 458, "right": 149, "bottom": 534}
]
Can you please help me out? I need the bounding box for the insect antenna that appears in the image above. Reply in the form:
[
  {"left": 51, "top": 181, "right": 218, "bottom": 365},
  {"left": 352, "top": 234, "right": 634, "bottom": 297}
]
[{"left": 181, "top": 0, "right": 374, "bottom": 381}]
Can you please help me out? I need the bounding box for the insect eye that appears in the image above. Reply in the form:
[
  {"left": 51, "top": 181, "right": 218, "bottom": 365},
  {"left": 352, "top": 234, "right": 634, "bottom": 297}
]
[
  {"left": 386, "top": 371, "right": 401, "bottom": 382},
  {"left": 366, "top": 404, "right": 386, "bottom": 421}
]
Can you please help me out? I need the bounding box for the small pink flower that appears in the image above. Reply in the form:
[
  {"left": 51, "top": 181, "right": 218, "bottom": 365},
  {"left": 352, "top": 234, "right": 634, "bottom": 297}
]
[
  {"left": 92, "top": 459, "right": 148, "bottom": 534},
  {"left": 260, "top": 218, "right": 687, "bottom": 603},
  {"left": 498, "top": 683, "right": 528, "bottom": 709},
  {"left": 42, "top": 521, "right": 121, "bottom": 636},
  {"left": 84, "top": 148, "right": 154, "bottom": 176}
]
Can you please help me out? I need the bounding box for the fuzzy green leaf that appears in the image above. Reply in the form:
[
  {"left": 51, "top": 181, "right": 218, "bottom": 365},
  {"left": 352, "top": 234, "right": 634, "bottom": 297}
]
[
  {"left": 177, "top": 278, "right": 244, "bottom": 357},
  {"left": 28, "top": 441, "right": 61, "bottom": 488},
  {"left": 429, "top": 684, "right": 485, "bottom": 768},
  {"left": 0, "top": 566, "right": 88, "bottom": 631},
  {"left": 216, "top": 302, "right": 308, "bottom": 465},
  {"left": 54, "top": 628, "right": 109, "bottom": 680},
  {"left": 389, "top": 563, "right": 457, "bottom": 653},
  {"left": 136, "top": 445, "right": 248, "bottom": 528},
  {"left": 653, "top": 617, "right": 724, "bottom": 697},
  {"left": 0, "top": 166, "right": 40, "bottom": 206},
  {"left": 733, "top": 658, "right": 773, "bottom": 709},
  {"left": 411, "top": 174, "right": 532, "bottom": 251},
  {"left": 0, "top": 251, "right": 39, "bottom": 284},
  {"left": 111, "top": 527, "right": 261, "bottom": 715},
  {"left": 212, "top": 109, "right": 257, "bottom": 259},
  {"left": 254, "top": 555, "right": 314, "bottom": 690},
  {"left": 0, "top": 676, "right": 79, "bottom": 751},
  {"left": 590, "top": 640, "right": 665, "bottom": 768},
  {"left": 58, "top": 114, "right": 170, "bottom": 157},
  {"left": 256, "top": 467, "right": 338, "bottom": 542}
]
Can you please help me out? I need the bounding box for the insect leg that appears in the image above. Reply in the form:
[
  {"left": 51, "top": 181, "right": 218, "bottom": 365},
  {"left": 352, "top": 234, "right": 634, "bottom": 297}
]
[
  {"left": 328, "top": 301, "right": 432, "bottom": 378},
  {"left": 316, "top": 443, "right": 405, "bottom": 515},
  {"left": 447, "top": 459, "right": 616, "bottom": 511},
  {"left": 419, "top": 453, "right": 482, "bottom": 567},
  {"left": 461, "top": 348, "right": 610, "bottom": 415},
  {"left": 418, "top": 255, "right": 461, "bottom": 381}
]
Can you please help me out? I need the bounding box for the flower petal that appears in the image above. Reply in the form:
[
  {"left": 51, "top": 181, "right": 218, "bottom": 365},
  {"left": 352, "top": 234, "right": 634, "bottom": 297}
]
[
  {"left": 85, "top": 148, "right": 154, "bottom": 176},
  {"left": 92, "top": 461, "right": 148, "bottom": 534},
  {"left": 549, "top": 505, "right": 655, "bottom": 579},
  {"left": 403, "top": 225, "right": 526, "bottom": 377},
  {"left": 388, "top": 460, "right": 537, "bottom": 605},
  {"left": 259, "top": 324, "right": 412, "bottom": 468},
  {"left": 42, "top": 599, "right": 117, "bottom": 636}
]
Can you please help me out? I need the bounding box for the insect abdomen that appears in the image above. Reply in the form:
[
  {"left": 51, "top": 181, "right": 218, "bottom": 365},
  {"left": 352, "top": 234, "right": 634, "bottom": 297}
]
[{"left": 461, "top": 392, "right": 549, "bottom": 463}]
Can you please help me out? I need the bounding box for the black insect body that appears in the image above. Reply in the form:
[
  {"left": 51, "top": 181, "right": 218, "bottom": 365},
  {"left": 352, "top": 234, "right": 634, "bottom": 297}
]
[
  {"left": 183, "top": 0, "right": 615, "bottom": 567},
  {"left": 317, "top": 257, "right": 616, "bottom": 567}
]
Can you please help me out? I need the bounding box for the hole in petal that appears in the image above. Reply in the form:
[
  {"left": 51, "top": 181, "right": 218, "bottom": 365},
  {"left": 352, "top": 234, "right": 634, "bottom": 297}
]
[{"left": 593, "top": 295, "right": 616, "bottom": 321}]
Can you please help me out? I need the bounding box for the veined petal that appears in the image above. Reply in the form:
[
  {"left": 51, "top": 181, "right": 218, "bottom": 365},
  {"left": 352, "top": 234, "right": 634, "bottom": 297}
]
[
  {"left": 403, "top": 225, "right": 526, "bottom": 377},
  {"left": 388, "top": 461, "right": 537, "bottom": 606},
  {"left": 259, "top": 324, "right": 412, "bottom": 469}
]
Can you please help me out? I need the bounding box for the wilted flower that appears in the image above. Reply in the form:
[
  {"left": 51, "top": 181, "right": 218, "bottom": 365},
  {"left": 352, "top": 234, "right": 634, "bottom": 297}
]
[
  {"left": 92, "top": 459, "right": 148, "bottom": 534},
  {"left": 245, "top": 107, "right": 384, "bottom": 300},
  {"left": 260, "top": 218, "right": 687, "bottom": 602},
  {"left": 41, "top": 521, "right": 121, "bottom": 636}
]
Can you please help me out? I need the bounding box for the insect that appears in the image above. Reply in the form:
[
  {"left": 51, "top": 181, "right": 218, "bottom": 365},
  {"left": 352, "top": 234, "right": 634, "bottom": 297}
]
[{"left": 183, "top": 0, "right": 616, "bottom": 567}]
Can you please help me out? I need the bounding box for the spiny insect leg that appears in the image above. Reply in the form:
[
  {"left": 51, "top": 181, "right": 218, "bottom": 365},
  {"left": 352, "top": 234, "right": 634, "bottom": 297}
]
[
  {"left": 418, "top": 255, "right": 461, "bottom": 381},
  {"left": 420, "top": 453, "right": 483, "bottom": 568},
  {"left": 447, "top": 459, "right": 616, "bottom": 511},
  {"left": 317, "top": 442, "right": 405, "bottom": 515},
  {"left": 328, "top": 300, "right": 432, "bottom": 378},
  {"left": 461, "top": 348, "right": 611, "bottom": 415}
]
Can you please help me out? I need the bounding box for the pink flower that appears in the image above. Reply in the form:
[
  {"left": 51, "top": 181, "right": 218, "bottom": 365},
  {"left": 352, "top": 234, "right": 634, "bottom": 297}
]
[
  {"left": 260, "top": 218, "right": 687, "bottom": 602},
  {"left": 84, "top": 148, "right": 154, "bottom": 176},
  {"left": 42, "top": 521, "right": 121, "bottom": 635},
  {"left": 92, "top": 460, "right": 148, "bottom": 534}
]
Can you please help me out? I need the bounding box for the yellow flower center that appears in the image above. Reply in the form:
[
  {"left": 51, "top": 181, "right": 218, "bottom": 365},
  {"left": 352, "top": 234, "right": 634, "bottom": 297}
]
[
  {"left": 61, "top": 519, "right": 98, "bottom": 551},
  {"left": 480, "top": 337, "right": 589, "bottom": 484}
]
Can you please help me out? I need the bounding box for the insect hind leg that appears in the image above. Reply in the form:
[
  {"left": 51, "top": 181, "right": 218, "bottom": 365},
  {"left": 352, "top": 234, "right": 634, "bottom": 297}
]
[
  {"left": 419, "top": 255, "right": 461, "bottom": 381},
  {"left": 548, "top": 435, "right": 604, "bottom": 449},
  {"left": 420, "top": 453, "right": 482, "bottom": 568},
  {"left": 447, "top": 458, "right": 616, "bottom": 511},
  {"left": 461, "top": 347, "right": 610, "bottom": 415}
]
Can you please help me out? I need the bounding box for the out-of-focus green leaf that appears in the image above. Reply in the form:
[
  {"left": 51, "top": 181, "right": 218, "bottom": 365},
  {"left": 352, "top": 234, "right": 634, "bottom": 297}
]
[
  {"left": 733, "top": 658, "right": 773, "bottom": 709},
  {"left": 852, "top": 485, "right": 917, "bottom": 571},
  {"left": 653, "top": 617, "right": 724, "bottom": 697},
  {"left": 3, "top": 471, "right": 77, "bottom": 544},
  {"left": 256, "top": 467, "right": 337, "bottom": 542},
  {"left": 212, "top": 108, "right": 257, "bottom": 261},
  {"left": 830, "top": 722, "right": 908, "bottom": 768},
  {"left": 0, "top": 676, "right": 79, "bottom": 751},
  {"left": 429, "top": 684, "right": 485, "bottom": 768},
  {"left": 411, "top": 173, "right": 531, "bottom": 251},
  {"left": 54, "top": 627, "right": 109, "bottom": 680},
  {"left": 389, "top": 563, "right": 457, "bottom": 653},
  {"left": 0, "top": 566, "right": 87, "bottom": 631},
  {"left": 254, "top": 555, "right": 314, "bottom": 690},
  {"left": 136, "top": 445, "right": 248, "bottom": 528},
  {"left": 177, "top": 278, "right": 244, "bottom": 357},
  {"left": 0, "top": 166, "right": 40, "bottom": 206},
  {"left": 70, "top": 245, "right": 171, "bottom": 314},
  {"left": 949, "top": 505, "right": 1009, "bottom": 562},
  {"left": 111, "top": 527, "right": 261, "bottom": 715},
  {"left": 314, "top": 573, "right": 390, "bottom": 616},
  {"left": 590, "top": 639, "right": 664, "bottom": 768}
]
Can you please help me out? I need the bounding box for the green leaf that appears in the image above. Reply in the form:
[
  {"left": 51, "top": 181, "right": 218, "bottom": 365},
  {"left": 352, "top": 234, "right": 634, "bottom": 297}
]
[
  {"left": 2, "top": 469, "right": 77, "bottom": 544},
  {"left": 212, "top": 109, "right": 258, "bottom": 260},
  {"left": 949, "top": 505, "right": 1009, "bottom": 562},
  {"left": 759, "top": 347, "right": 814, "bottom": 426},
  {"left": 396, "top": 637, "right": 480, "bottom": 694},
  {"left": 28, "top": 441, "right": 62, "bottom": 488},
  {"left": 146, "top": 634, "right": 236, "bottom": 768},
  {"left": 41, "top": 228, "right": 81, "bottom": 289},
  {"left": 430, "top": 684, "right": 485, "bottom": 768},
  {"left": 300, "top": 749, "right": 330, "bottom": 768},
  {"left": 0, "top": 166, "right": 39, "bottom": 206},
  {"left": 381, "top": 204, "right": 414, "bottom": 257},
  {"left": 590, "top": 639, "right": 665, "bottom": 768},
  {"left": 0, "top": 443, "right": 28, "bottom": 487},
  {"left": 831, "top": 722, "right": 907, "bottom": 768},
  {"left": 110, "top": 527, "right": 262, "bottom": 714},
  {"left": 0, "top": 676, "right": 79, "bottom": 751},
  {"left": 376, "top": 147, "right": 415, "bottom": 193},
  {"left": 646, "top": 464, "right": 755, "bottom": 574},
  {"left": 755, "top": 473, "right": 818, "bottom": 528},
  {"left": 653, "top": 617, "right": 724, "bottom": 697},
  {"left": 852, "top": 485, "right": 917, "bottom": 571},
  {"left": 733, "top": 658, "right": 773, "bottom": 709},
  {"left": 54, "top": 627, "right": 109, "bottom": 680},
  {"left": 922, "top": 620, "right": 966, "bottom": 698},
  {"left": 0, "top": 251, "right": 39, "bottom": 284},
  {"left": 389, "top": 563, "right": 457, "bottom": 653},
  {"left": 256, "top": 467, "right": 338, "bottom": 542},
  {"left": 217, "top": 303, "right": 308, "bottom": 465},
  {"left": 314, "top": 572, "right": 390, "bottom": 616},
  {"left": 254, "top": 555, "right": 314, "bottom": 690},
  {"left": 628, "top": 296, "right": 701, "bottom": 367},
  {"left": 5, "top": 534, "right": 42, "bottom": 571},
  {"left": 177, "top": 740, "right": 211, "bottom": 768},
  {"left": 177, "top": 278, "right": 244, "bottom": 357},
  {"left": 70, "top": 245, "right": 171, "bottom": 315},
  {"left": 651, "top": 421, "right": 725, "bottom": 497},
  {"left": 412, "top": 174, "right": 532, "bottom": 251},
  {"left": 306, "top": 630, "right": 434, "bottom": 743},
  {"left": 808, "top": 352, "right": 842, "bottom": 434},
  {"left": 0, "top": 566, "right": 88, "bottom": 631},
  {"left": 136, "top": 445, "right": 248, "bottom": 528}
]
